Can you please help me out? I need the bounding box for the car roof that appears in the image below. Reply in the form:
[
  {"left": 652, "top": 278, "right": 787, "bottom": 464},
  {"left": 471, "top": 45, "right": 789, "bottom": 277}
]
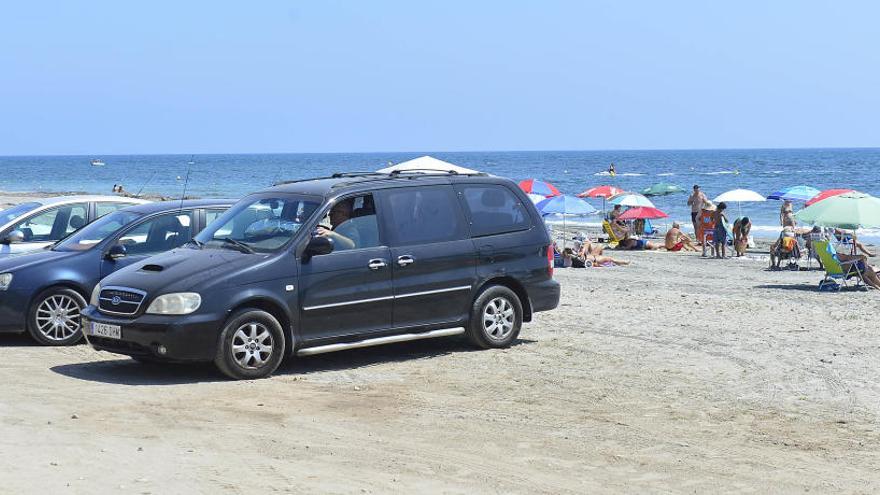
[
  {"left": 120, "top": 199, "right": 235, "bottom": 215},
  {"left": 32, "top": 195, "right": 151, "bottom": 206},
  {"left": 262, "top": 171, "right": 500, "bottom": 198}
]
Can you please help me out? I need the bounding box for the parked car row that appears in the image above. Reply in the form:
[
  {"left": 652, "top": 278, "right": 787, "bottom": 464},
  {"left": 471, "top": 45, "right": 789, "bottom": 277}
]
[{"left": 1, "top": 172, "right": 560, "bottom": 379}]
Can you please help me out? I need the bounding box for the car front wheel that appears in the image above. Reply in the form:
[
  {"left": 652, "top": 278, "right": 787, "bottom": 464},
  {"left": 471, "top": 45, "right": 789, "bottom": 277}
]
[
  {"left": 466, "top": 285, "right": 523, "bottom": 349},
  {"left": 27, "top": 287, "right": 86, "bottom": 346},
  {"left": 214, "top": 309, "right": 286, "bottom": 380}
]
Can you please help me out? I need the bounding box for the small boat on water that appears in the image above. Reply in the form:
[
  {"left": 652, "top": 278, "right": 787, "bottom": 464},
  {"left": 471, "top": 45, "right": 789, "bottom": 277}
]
[{"left": 90, "top": 159, "right": 105, "bottom": 167}]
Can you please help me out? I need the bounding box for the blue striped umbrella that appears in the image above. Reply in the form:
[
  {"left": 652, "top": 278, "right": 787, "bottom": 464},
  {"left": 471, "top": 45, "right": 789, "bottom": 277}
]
[
  {"left": 767, "top": 185, "right": 821, "bottom": 201},
  {"left": 536, "top": 195, "right": 598, "bottom": 215}
]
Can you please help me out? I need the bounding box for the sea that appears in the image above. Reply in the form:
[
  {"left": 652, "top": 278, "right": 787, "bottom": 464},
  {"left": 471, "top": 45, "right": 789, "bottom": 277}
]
[{"left": 2, "top": 148, "right": 879, "bottom": 241}]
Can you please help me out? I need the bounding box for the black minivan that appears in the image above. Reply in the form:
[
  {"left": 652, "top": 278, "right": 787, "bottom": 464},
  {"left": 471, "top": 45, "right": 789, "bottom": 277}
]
[{"left": 81, "top": 172, "right": 560, "bottom": 379}]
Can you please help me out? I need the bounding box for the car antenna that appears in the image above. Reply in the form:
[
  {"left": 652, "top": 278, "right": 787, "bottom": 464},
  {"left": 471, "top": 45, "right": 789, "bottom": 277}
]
[
  {"left": 271, "top": 166, "right": 283, "bottom": 185},
  {"left": 178, "top": 162, "right": 192, "bottom": 212},
  {"left": 134, "top": 170, "right": 158, "bottom": 198}
]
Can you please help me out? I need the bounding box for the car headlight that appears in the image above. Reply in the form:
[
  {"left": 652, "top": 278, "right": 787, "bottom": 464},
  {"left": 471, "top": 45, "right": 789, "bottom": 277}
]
[
  {"left": 0, "top": 273, "right": 12, "bottom": 291},
  {"left": 90, "top": 284, "right": 102, "bottom": 306},
  {"left": 145, "top": 292, "right": 202, "bottom": 315}
]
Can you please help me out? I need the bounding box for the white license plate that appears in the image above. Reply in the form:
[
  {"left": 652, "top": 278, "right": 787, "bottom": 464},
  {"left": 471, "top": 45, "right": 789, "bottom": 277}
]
[{"left": 91, "top": 322, "right": 121, "bottom": 339}]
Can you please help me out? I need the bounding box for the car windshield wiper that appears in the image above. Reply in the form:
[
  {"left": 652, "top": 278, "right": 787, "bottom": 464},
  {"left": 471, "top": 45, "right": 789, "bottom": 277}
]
[
  {"left": 220, "top": 237, "right": 255, "bottom": 254},
  {"left": 185, "top": 238, "right": 204, "bottom": 249}
]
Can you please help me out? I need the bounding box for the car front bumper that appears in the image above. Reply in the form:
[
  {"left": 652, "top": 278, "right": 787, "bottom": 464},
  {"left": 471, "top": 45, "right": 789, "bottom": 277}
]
[
  {"left": 80, "top": 305, "right": 225, "bottom": 362},
  {"left": 0, "top": 287, "right": 31, "bottom": 333}
]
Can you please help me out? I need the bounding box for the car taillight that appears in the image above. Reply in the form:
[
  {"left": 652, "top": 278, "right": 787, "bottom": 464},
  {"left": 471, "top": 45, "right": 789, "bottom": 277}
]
[{"left": 546, "top": 244, "right": 554, "bottom": 277}]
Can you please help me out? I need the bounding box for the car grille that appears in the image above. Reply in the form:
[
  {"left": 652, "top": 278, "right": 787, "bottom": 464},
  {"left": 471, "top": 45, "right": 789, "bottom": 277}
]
[{"left": 98, "top": 287, "right": 147, "bottom": 316}]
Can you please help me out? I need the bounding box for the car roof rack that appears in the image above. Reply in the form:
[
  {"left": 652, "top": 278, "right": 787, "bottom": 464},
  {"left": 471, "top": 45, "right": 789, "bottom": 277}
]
[{"left": 274, "top": 169, "right": 486, "bottom": 188}]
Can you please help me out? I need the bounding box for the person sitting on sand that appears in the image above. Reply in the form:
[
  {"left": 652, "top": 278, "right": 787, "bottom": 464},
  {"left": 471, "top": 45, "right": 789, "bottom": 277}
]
[
  {"left": 769, "top": 226, "right": 799, "bottom": 268},
  {"left": 616, "top": 237, "right": 662, "bottom": 251},
  {"left": 664, "top": 222, "right": 697, "bottom": 252},
  {"left": 574, "top": 233, "right": 604, "bottom": 258},
  {"left": 732, "top": 216, "right": 751, "bottom": 257}
]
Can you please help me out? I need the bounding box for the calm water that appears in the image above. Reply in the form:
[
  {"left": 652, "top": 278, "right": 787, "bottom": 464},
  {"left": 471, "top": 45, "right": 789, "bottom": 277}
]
[{"left": 2, "top": 148, "right": 879, "bottom": 239}]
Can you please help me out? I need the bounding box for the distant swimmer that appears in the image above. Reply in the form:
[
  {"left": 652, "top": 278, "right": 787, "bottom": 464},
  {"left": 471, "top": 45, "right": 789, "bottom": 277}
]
[{"left": 608, "top": 163, "right": 616, "bottom": 176}]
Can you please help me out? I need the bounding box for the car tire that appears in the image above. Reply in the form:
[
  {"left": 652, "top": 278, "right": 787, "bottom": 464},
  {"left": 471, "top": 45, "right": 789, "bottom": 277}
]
[
  {"left": 466, "top": 285, "right": 523, "bottom": 349},
  {"left": 27, "top": 287, "right": 87, "bottom": 346},
  {"left": 214, "top": 309, "right": 286, "bottom": 380}
]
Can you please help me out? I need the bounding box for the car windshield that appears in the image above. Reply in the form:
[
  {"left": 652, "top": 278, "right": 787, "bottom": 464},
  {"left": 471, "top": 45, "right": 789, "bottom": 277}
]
[
  {"left": 54, "top": 210, "right": 143, "bottom": 252},
  {"left": 196, "top": 196, "right": 320, "bottom": 253},
  {"left": 0, "top": 202, "right": 41, "bottom": 225}
]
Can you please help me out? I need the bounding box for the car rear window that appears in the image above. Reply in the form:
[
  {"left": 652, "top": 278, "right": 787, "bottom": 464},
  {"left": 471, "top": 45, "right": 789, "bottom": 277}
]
[
  {"left": 382, "top": 186, "right": 466, "bottom": 245},
  {"left": 457, "top": 184, "right": 531, "bottom": 237}
]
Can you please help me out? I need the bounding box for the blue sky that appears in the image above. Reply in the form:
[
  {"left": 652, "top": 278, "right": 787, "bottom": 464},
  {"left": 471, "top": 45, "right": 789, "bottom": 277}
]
[{"left": 2, "top": 1, "right": 878, "bottom": 155}]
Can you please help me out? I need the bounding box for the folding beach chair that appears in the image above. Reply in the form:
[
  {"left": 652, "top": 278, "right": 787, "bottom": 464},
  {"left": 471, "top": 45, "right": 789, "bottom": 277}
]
[
  {"left": 699, "top": 210, "right": 716, "bottom": 256},
  {"left": 813, "top": 240, "right": 865, "bottom": 291}
]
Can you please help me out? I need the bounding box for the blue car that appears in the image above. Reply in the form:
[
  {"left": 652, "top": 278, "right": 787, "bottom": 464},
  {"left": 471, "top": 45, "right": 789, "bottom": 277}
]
[{"left": 0, "top": 199, "right": 232, "bottom": 345}]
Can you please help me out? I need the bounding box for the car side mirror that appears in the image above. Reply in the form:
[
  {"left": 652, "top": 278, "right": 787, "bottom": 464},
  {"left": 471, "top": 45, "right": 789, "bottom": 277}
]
[
  {"left": 304, "top": 235, "right": 333, "bottom": 259},
  {"left": 106, "top": 244, "right": 127, "bottom": 260},
  {"left": 2, "top": 230, "right": 25, "bottom": 244}
]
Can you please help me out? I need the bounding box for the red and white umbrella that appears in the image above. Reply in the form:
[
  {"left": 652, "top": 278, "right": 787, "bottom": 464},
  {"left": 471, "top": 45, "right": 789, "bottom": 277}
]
[
  {"left": 805, "top": 188, "right": 855, "bottom": 207},
  {"left": 617, "top": 206, "right": 668, "bottom": 221},
  {"left": 576, "top": 185, "right": 624, "bottom": 199}
]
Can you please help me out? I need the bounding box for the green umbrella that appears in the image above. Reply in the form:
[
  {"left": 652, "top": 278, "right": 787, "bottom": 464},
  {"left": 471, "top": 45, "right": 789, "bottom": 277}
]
[
  {"left": 642, "top": 182, "right": 684, "bottom": 197},
  {"left": 794, "top": 192, "right": 880, "bottom": 230}
]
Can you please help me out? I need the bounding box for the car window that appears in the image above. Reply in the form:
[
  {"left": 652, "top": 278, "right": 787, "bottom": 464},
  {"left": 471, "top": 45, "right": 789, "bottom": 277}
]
[
  {"left": 54, "top": 210, "right": 143, "bottom": 252},
  {"left": 205, "top": 208, "right": 232, "bottom": 236},
  {"left": 11, "top": 203, "right": 88, "bottom": 242},
  {"left": 117, "top": 212, "right": 194, "bottom": 256},
  {"left": 0, "top": 202, "right": 41, "bottom": 225},
  {"left": 457, "top": 185, "right": 531, "bottom": 237},
  {"left": 320, "top": 194, "right": 380, "bottom": 252},
  {"left": 96, "top": 202, "right": 137, "bottom": 219},
  {"left": 382, "top": 186, "right": 466, "bottom": 245}
]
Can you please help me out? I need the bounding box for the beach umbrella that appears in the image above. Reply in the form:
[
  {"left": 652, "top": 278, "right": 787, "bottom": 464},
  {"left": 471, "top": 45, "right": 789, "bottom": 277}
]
[
  {"left": 795, "top": 192, "right": 880, "bottom": 230},
  {"left": 536, "top": 195, "right": 597, "bottom": 246},
  {"left": 641, "top": 182, "right": 684, "bottom": 197},
  {"left": 518, "top": 179, "right": 561, "bottom": 197},
  {"left": 767, "top": 185, "right": 821, "bottom": 201},
  {"left": 805, "top": 188, "right": 855, "bottom": 207},
  {"left": 377, "top": 155, "right": 479, "bottom": 174},
  {"left": 713, "top": 189, "right": 766, "bottom": 203},
  {"left": 608, "top": 192, "right": 655, "bottom": 208},
  {"left": 617, "top": 206, "right": 669, "bottom": 220},
  {"left": 536, "top": 195, "right": 597, "bottom": 216},
  {"left": 713, "top": 188, "right": 766, "bottom": 218},
  {"left": 576, "top": 185, "right": 624, "bottom": 216},
  {"left": 576, "top": 185, "right": 624, "bottom": 199},
  {"left": 526, "top": 193, "right": 546, "bottom": 204}
]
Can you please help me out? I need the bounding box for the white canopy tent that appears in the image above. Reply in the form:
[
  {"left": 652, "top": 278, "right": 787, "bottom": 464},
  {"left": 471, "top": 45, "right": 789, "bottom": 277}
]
[{"left": 377, "top": 155, "right": 479, "bottom": 174}]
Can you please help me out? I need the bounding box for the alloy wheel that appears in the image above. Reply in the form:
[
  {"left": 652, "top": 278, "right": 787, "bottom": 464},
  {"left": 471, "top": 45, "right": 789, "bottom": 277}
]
[
  {"left": 35, "top": 294, "right": 82, "bottom": 342},
  {"left": 231, "top": 322, "right": 274, "bottom": 369},
  {"left": 482, "top": 297, "right": 515, "bottom": 341}
]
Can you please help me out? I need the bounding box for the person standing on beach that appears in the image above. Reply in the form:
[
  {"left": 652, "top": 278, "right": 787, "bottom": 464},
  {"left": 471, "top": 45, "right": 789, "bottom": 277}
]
[
  {"left": 687, "top": 185, "right": 708, "bottom": 229},
  {"left": 712, "top": 202, "right": 729, "bottom": 259}
]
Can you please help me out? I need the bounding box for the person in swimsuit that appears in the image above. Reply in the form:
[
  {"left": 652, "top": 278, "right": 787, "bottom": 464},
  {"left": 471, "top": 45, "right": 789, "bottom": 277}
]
[
  {"left": 585, "top": 253, "right": 630, "bottom": 266},
  {"left": 732, "top": 216, "right": 751, "bottom": 257},
  {"left": 617, "top": 237, "right": 662, "bottom": 251},
  {"left": 712, "top": 202, "right": 729, "bottom": 259},
  {"left": 664, "top": 222, "right": 697, "bottom": 252}
]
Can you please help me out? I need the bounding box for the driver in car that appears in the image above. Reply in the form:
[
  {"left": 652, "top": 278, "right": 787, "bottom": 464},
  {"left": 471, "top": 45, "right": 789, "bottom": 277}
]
[{"left": 315, "top": 199, "right": 357, "bottom": 250}]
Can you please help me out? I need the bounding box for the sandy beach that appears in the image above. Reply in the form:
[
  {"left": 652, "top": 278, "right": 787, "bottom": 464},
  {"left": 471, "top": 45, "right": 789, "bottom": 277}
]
[{"left": 1, "top": 247, "right": 878, "bottom": 493}]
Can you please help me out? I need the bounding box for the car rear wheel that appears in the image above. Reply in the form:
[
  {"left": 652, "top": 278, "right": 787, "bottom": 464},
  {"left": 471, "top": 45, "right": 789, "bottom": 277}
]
[
  {"left": 27, "top": 287, "right": 86, "bottom": 346},
  {"left": 466, "top": 285, "right": 523, "bottom": 349},
  {"left": 214, "top": 309, "right": 286, "bottom": 380}
]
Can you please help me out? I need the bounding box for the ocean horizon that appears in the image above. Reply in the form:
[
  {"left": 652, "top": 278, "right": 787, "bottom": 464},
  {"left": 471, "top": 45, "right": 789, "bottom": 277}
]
[{"left": 3, "top": 147, "right": 879, "bottom": 241}]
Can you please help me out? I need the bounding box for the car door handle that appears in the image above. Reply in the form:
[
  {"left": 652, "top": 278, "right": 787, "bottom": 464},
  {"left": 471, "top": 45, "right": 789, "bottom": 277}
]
[
  {"left": 368, "top": 258, "right": 388, "bottom": 270},
  {"left": 397, "top": 255, "right": 415, "bottom": 267}
]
